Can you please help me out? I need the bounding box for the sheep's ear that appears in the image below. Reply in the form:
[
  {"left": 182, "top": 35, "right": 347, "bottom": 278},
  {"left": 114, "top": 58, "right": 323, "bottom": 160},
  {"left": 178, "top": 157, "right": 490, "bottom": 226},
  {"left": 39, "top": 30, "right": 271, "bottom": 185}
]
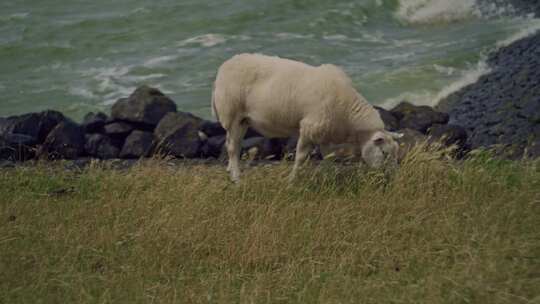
[
  {"left": 373, "top": 137, "right": 385, "bottom": 145},
  {"left": 372, "top": 132, "right": 386, "bottom": 145},
  {"left": 387, "top": 131, "right": 404, "bottom": 139}
]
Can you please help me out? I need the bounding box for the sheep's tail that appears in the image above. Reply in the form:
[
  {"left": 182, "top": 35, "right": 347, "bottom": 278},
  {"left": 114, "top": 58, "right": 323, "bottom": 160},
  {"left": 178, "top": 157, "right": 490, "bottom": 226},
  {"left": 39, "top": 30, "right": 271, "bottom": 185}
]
[{"left": 211, "top": 82, "right": 220, "bottom": 123}]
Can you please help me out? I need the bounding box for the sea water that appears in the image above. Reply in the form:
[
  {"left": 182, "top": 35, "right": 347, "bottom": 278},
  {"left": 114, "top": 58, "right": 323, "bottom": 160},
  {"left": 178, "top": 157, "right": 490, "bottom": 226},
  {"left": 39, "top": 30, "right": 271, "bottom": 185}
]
[{"left": 0, "top": 0, "right": 538, "bottom": 120}]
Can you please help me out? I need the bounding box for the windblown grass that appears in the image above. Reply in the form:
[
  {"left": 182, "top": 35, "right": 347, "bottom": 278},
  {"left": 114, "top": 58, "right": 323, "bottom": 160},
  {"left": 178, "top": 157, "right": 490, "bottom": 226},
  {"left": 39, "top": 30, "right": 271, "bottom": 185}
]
[{"left": 1, "top": 147, "right": 539, "bottom": 303}]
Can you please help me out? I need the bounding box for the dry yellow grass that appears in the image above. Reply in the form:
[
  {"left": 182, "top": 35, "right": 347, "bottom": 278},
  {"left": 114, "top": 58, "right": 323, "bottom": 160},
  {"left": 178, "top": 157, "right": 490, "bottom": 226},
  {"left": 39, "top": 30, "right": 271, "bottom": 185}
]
[{"left": 1, "top": 147, "right": 539, "bottom": 303}]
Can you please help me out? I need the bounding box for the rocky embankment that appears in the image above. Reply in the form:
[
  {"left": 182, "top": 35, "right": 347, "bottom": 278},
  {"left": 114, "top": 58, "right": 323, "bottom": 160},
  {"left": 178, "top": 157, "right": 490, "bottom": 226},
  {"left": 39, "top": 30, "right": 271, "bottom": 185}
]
[
  {"left": 437, "top": 31, "right": 540, "bottom": 158},
  {"left": 1, "top": 85, "right": 466, "bottom": 165}
]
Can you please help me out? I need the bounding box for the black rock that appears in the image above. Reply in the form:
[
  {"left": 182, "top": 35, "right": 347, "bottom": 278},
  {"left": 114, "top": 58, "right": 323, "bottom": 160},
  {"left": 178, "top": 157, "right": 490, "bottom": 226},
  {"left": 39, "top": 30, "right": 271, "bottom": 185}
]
[
  {"left": 241, "top": 137, "right": 285, "bottom": 160},
  {"left": 154, "top": 111, "right": 204, "bottom": 140},
  {"left": 0, "top": 110, "right": 66, "bottom": 143},
  {"left": 111, "top": 86, "right": 177, "bottom": 127},
  {"left": 84, "top": 134, "right": 120, "bottom": 159},
  {"left": 374, "top": 106, "right": 399, "bottom": 131},
  {"left": 199, "top": 120, "right": 226, "bottom": 137},
  {"left": 245, "top": 127, "right": 263, "bottom": 139},
  {"left": 427, "top": 124, "right": 468, "bottom": 147},
  {"left": 154, "top": 112, "right": 204, "bottom": 158},
  {"left": 104, "top": 122, "right": 135, "bottom": 140},
  {"left": 82, "top": 112, "right": 108, "bottom": 133},
  {"left": 120, "top": 130, "right": 154, "bottom": 159},
  {"left": 391, "top": 102, "right": 449, "bottom": 133},
  {"left": 39, "top": 121, "right": 85, "bottom": 159},
  {"left": 200, "top": 135, "right": 226, "bottom": 158},
  {"left": 0, "top": 133, "right": 37, "bottom": 161}
]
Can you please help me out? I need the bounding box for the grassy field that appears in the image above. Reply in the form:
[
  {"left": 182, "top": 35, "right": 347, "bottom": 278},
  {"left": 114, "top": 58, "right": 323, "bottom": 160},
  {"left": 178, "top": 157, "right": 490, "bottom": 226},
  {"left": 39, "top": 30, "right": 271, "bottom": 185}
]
[{"left": 1, "top": 148, "right": 539, "bottom": 304}]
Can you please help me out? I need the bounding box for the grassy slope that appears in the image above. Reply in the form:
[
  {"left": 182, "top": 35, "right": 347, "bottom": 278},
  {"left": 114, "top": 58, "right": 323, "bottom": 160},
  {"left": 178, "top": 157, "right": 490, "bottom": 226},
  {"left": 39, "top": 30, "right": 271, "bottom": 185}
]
[{"left": 1, "top": 149, "right": 539, "bottom": 304}]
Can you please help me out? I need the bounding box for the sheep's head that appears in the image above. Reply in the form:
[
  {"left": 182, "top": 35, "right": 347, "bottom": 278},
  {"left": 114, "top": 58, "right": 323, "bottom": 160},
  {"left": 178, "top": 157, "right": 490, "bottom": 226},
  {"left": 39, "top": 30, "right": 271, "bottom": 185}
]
[{"left": 361, "top": 130, "right": 403, "bottom": 168}]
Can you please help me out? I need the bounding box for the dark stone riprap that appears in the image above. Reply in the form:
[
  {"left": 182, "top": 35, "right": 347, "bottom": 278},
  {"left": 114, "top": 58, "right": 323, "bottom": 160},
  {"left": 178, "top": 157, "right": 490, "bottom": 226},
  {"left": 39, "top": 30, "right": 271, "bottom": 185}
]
[
  {"left": 0, "top": 85, "right": 472, "bottom": 163},
  {"left": 437, "top": 31, "right": 540, "bottom": 158}
]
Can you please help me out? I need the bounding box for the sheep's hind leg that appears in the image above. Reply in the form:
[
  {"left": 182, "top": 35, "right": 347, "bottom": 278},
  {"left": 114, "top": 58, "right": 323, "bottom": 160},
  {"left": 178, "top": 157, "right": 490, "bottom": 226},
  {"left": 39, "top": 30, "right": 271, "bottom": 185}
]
[
  {"left": 225, "top": 119, "right": 248, "bottom": 182},
  {"left": 289, "top": 135, "right": 312, "bottom": 182}
]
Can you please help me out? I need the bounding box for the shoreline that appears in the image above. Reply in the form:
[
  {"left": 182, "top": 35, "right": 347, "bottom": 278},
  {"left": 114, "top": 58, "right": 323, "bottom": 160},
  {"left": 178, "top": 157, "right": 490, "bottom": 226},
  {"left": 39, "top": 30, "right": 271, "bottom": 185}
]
[{"left": 436, "top": 30, "right": 540, "bottom": 158}]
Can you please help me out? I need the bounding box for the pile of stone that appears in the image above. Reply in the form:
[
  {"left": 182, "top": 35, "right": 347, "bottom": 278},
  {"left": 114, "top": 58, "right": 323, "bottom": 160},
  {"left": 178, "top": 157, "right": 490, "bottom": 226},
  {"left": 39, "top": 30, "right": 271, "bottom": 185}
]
[
  {"left": 0, "top": 86, "right": 467, "bottom": 163},
  {"left": 375, "top": 103, "right": 468, "bottom": 159},
  {"left": 437, "top": 31, "right": 540, "bottom": 159}
]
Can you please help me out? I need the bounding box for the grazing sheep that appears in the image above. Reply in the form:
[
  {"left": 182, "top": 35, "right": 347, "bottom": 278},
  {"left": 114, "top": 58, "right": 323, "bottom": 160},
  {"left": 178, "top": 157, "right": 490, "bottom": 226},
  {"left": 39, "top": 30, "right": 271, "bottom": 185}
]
[{"left": 212, "top": 53, "right": 402, "bottom": 182}]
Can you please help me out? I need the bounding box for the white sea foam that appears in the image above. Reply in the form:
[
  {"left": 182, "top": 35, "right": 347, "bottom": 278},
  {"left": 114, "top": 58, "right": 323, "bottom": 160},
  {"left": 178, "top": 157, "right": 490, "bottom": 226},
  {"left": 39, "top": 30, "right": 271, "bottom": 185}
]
[
  {"left": 434, "top": 60, "right": 491, "bottom": 102},
  {"left": 433, "top": 64, "right": 456, "bottom": 76},
  {"left": 323, "top": 34, "right": 349, "bottom": 41},
  {"left": 496, "top": 19, "right": 540, "bottom": 47},
  {"left": 275, "top": 32, "right": 314, "bottom": 40},
  {"left": 381, "top": 60, "right": 491, "bottom": 108},
  {"left": 178, "top": 34, "right": 226, "bottom": 47},
  {"left": 124, "top": 73, "right": 166, "bottom": 82},
  {"left": 142, "top": 55, "right": 178, "bottom": 68},
  {"left": 372, "top": 52, "right": 416, "bottom": 62},
  {"left": 0, "top": 12, "right": 30, "bottom": 22},
  {"left": 396, "top": 0, "right": 479, "bottom": 24},
  {"left": 395, "top": 0, "right": 521, "bottom": 24},
  {"left": 69, "top": 86, "right": 97, "bottom": 100}
]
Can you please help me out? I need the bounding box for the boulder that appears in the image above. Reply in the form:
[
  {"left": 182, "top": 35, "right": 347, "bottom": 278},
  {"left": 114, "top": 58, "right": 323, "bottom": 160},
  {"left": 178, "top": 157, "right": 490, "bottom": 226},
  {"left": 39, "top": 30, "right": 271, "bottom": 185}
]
[
  {"left": 111, "top": 86, "right": 177, "bottom": 127},
  {"left": 39, "top": 121, "right": 85, "bottom": 159},
  {"left": 84, "top": 134, "right": 120, "bottom": 159},
  {"left": 104, "top": 121, "right": 135, "bottom": 141},
  {"left": 199, "top": 120, "right": 226, "bottom": 138},
  {"left": 200, "top": 135, "right": 226, "bottom": 158},
  {"left": 120, "top": 131, "right": 154, "bottom": 159},
  {"left": 0, "top": 110, "right": 66, "bottom": 143},
  {"left": 391, "top": 102, "right": 449, "bottom": 133},
  {"left": 374, "top": 106, "right": 399, "bottom": 131},
  {"left": 154, "top": 111, "right": 204, "bottom": 140},
  {"left": 154, "top": 112, "right": 204, "bottom": 158},
  {"left": 0, "top": 133, "right": 37, "bottom": 161},
  {"left": 427, "top": 124, "right": 468, "bottom": 148},
  {"left": 82, "top": 112, "right": 108, "bottom": 133}
]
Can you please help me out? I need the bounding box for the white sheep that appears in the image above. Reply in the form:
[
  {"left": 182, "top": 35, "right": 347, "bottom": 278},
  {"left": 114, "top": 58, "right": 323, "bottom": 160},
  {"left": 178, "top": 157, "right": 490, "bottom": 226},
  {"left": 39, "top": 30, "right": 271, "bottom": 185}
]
[{"left": 212, "top": 53, "right": 402, "bottom": 182}]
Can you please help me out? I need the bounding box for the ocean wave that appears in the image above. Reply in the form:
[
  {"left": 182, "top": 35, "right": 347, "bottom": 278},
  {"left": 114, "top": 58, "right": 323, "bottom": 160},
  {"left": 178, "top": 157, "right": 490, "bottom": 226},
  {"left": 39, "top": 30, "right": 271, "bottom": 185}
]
[
  {"left": 142, "top": 55, "right": 178, "bottom": 68},
  {"left": 394, "top": 0, "right": 520, "bottom": 24},
  {"left": 274, "top": 32, "right": 314, "bottom": 40},
  {"left": 380, "top": 60, "right": 491, "bottom": 108},
  {"left": 177, "top": 34, "right": 227, "bottom": 48},
  {"left": 433, "top": 60, "right": 491, "bottom": 103},
  {"left": 69, "top": 86, "right": 98, "bottom": 100},
  {"left": 395, "top": 0, "right": 480, "bottom": 24},
  {"left": 372, "top": 52, "right": 416, "bottom": 62},
  {"left": 496, "top": 19, "right": 540, "bottom": 47}
]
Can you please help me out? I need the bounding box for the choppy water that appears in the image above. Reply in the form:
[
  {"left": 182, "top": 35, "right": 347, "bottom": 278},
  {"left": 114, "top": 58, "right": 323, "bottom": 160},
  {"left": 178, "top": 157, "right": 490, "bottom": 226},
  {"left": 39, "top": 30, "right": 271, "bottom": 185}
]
[{"left": 1, "top": 0, "right": 539, "bottom": 121}]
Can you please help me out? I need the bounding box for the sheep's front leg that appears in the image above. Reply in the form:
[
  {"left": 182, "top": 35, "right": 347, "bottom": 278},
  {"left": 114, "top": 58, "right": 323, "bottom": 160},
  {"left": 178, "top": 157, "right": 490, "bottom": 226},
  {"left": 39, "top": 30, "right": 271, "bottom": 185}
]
[
  {"left": 289, "top": 136, "right": 312, "bottom": 182},
  {"left": 226, "top": 120, "right": 247, "bottom": 182}
]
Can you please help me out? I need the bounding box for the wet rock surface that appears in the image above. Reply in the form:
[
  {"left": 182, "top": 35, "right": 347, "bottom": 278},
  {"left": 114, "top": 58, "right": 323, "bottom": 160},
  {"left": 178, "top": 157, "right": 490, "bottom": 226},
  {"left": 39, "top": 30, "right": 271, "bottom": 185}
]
[
  {"left": 0, "top": 133, "right": 37, "bottom": 161},
  {"left": 0, "top": 110, "right": 67, "bottom": 143},
  {"left": 154, "top": 112, "right": 203, "bottom": 158},
  {"left": 120, "top": 131, "right": 154, "bottom": 159},
  {"left": 39, "top": 121, "right": 85, "bottom": 160},
  {"left": 111, "top": 86, "right": 177, "bottom": 127},
  {"left": 82, "top": 112, "right": 108, "bottom": 134},
  {"left": 392, "top": 102, "right": 449, "bottom": 133},
  {"left": 85, "top": 134, "right": 120, "bottom": 159}
]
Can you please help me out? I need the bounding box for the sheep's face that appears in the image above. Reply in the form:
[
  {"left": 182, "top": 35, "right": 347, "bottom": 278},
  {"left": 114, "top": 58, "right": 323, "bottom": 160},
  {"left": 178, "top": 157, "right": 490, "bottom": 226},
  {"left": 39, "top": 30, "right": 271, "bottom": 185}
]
[{"left": 361, "top": 131, "right": 403, "bottom": 168}]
